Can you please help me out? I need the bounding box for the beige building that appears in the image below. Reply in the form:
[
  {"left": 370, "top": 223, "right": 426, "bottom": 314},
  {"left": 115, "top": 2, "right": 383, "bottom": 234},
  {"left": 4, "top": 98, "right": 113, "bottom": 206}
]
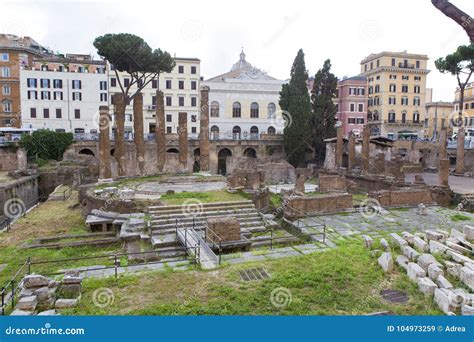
[
  {"left": 360, "top": 51, "right": 430, "bottom": 140},
  {"left": 454, "top": 82, "right": 474, "bottom": 139},
  {"left": 424, "top": 101, "right": 454, "bottom": 139}
]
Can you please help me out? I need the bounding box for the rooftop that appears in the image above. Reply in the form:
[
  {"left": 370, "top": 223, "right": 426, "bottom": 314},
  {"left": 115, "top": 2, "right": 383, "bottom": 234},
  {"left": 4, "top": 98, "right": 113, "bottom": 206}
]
[{"left": 361, "top": 51, "right": 429, "bottom": 64}]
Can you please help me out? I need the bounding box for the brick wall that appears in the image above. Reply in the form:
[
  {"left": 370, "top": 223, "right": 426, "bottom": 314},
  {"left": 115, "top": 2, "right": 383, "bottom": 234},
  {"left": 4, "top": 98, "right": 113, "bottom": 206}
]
[
  {"left": 285, "top": 193, "right": 353, "bottom": 219},
  {"left": 369, "top": 189, "right": 434, "bottom": 207},
  {"left": 206, "top": 216, "right": 241, "bottom": 242}
]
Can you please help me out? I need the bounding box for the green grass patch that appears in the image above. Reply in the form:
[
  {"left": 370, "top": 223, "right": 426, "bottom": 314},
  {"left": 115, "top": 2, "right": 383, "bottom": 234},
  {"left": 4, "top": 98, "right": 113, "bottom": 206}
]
[
  {"left": 450, "top": 213, "right": 471, "bottom": 222},
  {"left": 160, "top": 190, "right": 247, "bottom": 205}
]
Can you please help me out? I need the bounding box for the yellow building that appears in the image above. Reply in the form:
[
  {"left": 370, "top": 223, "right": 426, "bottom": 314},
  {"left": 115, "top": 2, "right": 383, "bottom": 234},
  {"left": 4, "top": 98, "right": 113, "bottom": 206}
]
[
  {"left": 454, "top": 82, "right": 474, "bottom": 138},
  {"left": 360, "top": 51, "right": 430, "bottom": 140},
  {"left": 424, "top": 101, "right": 454, "bottom": 139}
]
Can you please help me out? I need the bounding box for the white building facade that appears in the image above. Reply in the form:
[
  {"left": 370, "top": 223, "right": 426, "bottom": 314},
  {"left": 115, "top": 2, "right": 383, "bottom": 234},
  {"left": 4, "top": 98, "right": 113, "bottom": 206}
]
[
  {"left": 107, "top": 57, "right": 201, "bottom": 138},
  {"left": 20, "top": 60, "right": 107, "bottom": 134},
  {"left": 203, "top": 51, "right": 285, "bottom": 140}
]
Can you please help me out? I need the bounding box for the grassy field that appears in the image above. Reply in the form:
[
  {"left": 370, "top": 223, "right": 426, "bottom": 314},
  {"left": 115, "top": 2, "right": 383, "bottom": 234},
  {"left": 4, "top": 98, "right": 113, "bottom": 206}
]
[
  {"left": 64, "top": 242, "right": 441, "bottom": 316},
  {"left": 0, "top": 193, "right": 123, "bottom": 285},
  {"left": 160, "top": 190, "right": 249, "bottom": 205}
]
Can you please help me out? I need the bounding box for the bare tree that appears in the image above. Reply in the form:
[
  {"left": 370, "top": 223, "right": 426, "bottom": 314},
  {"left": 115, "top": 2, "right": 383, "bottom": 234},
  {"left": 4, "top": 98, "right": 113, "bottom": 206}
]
[{"left": 432, "top": 0, "right": 474, "bottom": 43}]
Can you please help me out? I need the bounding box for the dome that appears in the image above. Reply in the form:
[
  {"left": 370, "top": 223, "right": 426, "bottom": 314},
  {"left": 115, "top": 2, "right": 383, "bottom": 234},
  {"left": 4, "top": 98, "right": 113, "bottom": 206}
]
[{"left": 230, "top": 48, "right": 253, "bottom": 72}]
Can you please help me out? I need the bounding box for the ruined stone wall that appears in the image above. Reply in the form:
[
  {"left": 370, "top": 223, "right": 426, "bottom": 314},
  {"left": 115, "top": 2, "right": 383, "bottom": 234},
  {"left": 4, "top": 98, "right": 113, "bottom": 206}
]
[
  {"left": 0, "top": 175, "right": 38, "bottom": 218},
  {"left": 207, "top": 216, "right": 241, "bottom": 242},
  {"left": 0, "top": 145, "right": 27, "bottom": 172},
  {"left": 319, "top": 174, "right": 347, "bottom": 192},
  {"left": 369, "top": 189, "right": 434, "bottom": 207},
  {"left": 285, "top": 193, "right": 353, "bottom": 218}
]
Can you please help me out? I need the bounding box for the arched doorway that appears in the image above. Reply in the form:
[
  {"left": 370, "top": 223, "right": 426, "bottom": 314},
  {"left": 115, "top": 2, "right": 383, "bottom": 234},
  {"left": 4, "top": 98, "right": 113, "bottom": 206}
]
[
  {"left": 193, "top": 148, "right": 201, "bottom": 172},
  {"left": 267, "top": 126, "right": 276, "bottom": 135},
  {"left": 167, "top": 148, "right": 179, "bottom": 154},
  {"left": 243, "top": 147, "right": 257, "bottom": 158},
  {"left": 78, "top": 148, "right": 95, "bottom": 157},
  {"left": 217, "top": 148, "right": 232, "bottom": 175}
]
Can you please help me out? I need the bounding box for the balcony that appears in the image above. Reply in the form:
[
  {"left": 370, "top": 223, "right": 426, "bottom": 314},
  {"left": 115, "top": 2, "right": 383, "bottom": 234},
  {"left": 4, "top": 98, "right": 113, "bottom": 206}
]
[
  {"left": 386, "top": 120, "right": 423, "bottom": 126},
  {"left": 398, "top": 62, "right": 415, "bottom": 69}
]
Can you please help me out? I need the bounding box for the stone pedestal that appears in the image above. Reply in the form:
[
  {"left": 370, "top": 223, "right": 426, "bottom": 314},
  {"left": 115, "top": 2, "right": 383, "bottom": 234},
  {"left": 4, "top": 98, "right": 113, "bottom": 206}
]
[
  {"left": 348, "top": 133, "right": 356, "bottom": 171},
  {"left": 456, "top": 128, "right": 465, "bottom": 175},
  {"left": 98, "top": 105, "right": 111, "bottom": 179},
  {"left": 133, "top": 93, "right": 145, "bottom": 175},
  {"left": 199, "top": 86, "right": 210, "bottom": 172},
  {"left": 178, "top": 112, "right": 188, "bottom": 170},
  {"left": 362, "top": 125, "right": 370, "bottom": 173},
  {"left": 335, "top": 126, "right": 343, "bottom": 169},
  {"left": 438, "top": 159, "right": 449, "bottom": 188},
  {"left": 294, "top": 174, "right": 305, "bottom": 195},
  {"left": 155, "top": 91, "right": 166, "bottom": 172},
  {"left": 374, "top": 153, "right": 385, "bottom": 175},
  {"left": 439, "top": 128, "right": 447, "bottom": 160},
  {"left": 206, "top": 216, "right": 241, "bottom": 242}
]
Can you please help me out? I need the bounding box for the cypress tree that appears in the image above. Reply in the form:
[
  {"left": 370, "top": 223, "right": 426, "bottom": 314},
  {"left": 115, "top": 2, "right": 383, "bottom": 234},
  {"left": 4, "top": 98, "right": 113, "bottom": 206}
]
[{"left": 279, "top": 49, "right": 312, "bottom": 167}]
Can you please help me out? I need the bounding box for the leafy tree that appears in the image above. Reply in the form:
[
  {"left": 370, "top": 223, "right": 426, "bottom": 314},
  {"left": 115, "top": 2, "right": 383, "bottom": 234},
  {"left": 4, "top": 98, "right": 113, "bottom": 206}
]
[
  {"left": 431, "top": 0, "right": 473, "bottom": 43},
  {"left": 93, "top": 33, "right": 175, "bottom": 175},
  {"left": 279, "top": 49, "right": 312, "bottom": 167},
  {"left": 311, "top": 59, "right": 338, "bottom": 163},
  {"left": 435, "top": 44, "right": 474, "bottom": 126},
  {"left": 19, "top": 130, "right": 73, "bottom": 163}
]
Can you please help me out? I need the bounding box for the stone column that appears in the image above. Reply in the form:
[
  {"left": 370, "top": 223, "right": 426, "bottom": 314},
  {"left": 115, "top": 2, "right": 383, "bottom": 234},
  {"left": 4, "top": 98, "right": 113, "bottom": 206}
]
[
  {"left": 133, "top": 93, "right": 145, "bottom": 175},
  {"left": 199, "top": 86, "right": 210, "bottom": 172},
  {"left": 113, "top": 93, "right": 126, "bottom": 176},
  {"left": 98, "top": 105, "right": 112, "bottom": 179},
  {"left": 374, "top": 153, "right": 385, "bottom": 174},
  {"left": 348, "top": 133, "right": 356, "bottom": 171},
  {"left": 438, "top": 159, "right": 449, "bottom": 187},
  {"left": 456, "top": 128, "right": 465, "bottom": 175},
  {"left": 362, "top": 125, "right": 370, "bottom": 173},
  {"left": 155, "top": 90, "right": 166, "bottom": 172},
  {"left": 439, "top": 128, "right": 447, "bottom": 160},
  {"left": 335, "top": 126, "right": 343, "bottom": 169},
  {"left": 178, "top": 112, "right": 188, "bottom": 170}
]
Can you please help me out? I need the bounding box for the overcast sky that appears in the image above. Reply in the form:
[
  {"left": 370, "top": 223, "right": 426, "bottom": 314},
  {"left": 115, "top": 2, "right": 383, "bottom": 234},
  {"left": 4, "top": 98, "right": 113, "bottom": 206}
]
[{"left": 2, "top": 0, "right": 473, "bottom": 101}]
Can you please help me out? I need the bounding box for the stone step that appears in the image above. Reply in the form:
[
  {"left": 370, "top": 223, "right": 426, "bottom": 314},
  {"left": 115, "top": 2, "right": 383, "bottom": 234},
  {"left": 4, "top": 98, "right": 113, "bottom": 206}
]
[
  {"left": 149, "top": 200, "right": 254, "bottom": 212},
  {"left": 151, "top": 225, "right": 267, "bottom": 237},
  {"left": 151, "top": 218, "right": 264, "bottom": 230},
  {"left": 151, "top": 211, "right": 261, "bottom": 225},
  {"left": 149, "top": 205, "right": 257, "bottom": 217}
]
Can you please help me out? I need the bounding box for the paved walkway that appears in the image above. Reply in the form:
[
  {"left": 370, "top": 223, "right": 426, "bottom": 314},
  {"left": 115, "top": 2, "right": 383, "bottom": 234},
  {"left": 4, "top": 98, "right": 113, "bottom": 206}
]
[{"left": 405, "top": 173, "right": 474, "bottom": 195}]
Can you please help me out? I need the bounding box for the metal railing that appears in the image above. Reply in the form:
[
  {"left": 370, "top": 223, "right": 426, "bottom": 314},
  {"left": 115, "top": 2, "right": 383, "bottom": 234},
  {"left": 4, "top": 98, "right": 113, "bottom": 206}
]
[
  {"left": 1, "top": 260, "right": 29, "bottom": 315},
  {"left": 204, "top": 226, "right": 223, "bottom": 265}
]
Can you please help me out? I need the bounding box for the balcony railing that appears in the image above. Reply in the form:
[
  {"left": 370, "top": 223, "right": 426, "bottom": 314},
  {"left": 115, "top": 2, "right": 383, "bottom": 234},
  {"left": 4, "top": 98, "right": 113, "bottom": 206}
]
[
  {"left": 398, "top": 62, "right": 415, "bottom": 69},
  {"left": 386, "top": 119, "right": 423, "bottom": 126}
]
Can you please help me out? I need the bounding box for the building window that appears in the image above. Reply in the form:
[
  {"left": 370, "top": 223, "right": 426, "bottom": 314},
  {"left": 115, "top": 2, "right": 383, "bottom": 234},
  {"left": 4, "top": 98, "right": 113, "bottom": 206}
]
[
  {"left": 211, "top": 125, "right": 219, "bottom": 138},
  {"left": 43, "top": 108, "right": 50, "bottom": 118},
  {"left": 356, "top": 118, "right": 364, "bottom": 124},
  {"left": 30, "top": 108, "right": 36, "bottom": 118},
  {"left": 2, "top": 100, "right": 12, "bottom": 113},
  {"left": 28, "top": 90, "right": 38, "bottom": 100},
  {"left": 53, "top": 79, "right": 63, "bottom": 89},
  {"left": 152, "top": 79, "right": 158, "bottom": 89},
  {"left": 1, "top": 67, "right": 10, "bottom": 78},
  {"left": 388, "top": 111, "right": 396, "bottom": 123},
  {"left": 250, "top": 102, "right": 259, "bottom": 118},
  {"left": 191, "top": 127, "right": 197, "bottom": 134},
  {"left": 402, "top": 85, "right": 408, "bottom": 93},
  {"left": 166, "top": 96, "right": 172, "bottom": 106},
  {"left": 232, "top": 102, "right": 241, "bottom": 118},
  {"left": 41, "top": 91, "right": 51, "bottom": 100},
  {"left": 56, "top": 108, "right": 62, "bottom": 118},
  {"left": 123, "top": 78, "right": 129, "bottom": 87},
  {"left": 72, "top": 80, "right": 82, "bottom": 89},
  {"left": 111, "top": 78, "right": 117, "bottom": 87},
  {"left": 416, "top": 61, "right": 420, "bottom": 69},
  {"left": 358, "top": 103, "right": 364, "bottom": 112},
  {"left": 391, "top": 58, "right": 396, "bottom": 66},
  {"left": 191, "top": 66, "right": 197, "bottom": 74},
  {"left": 1, "top": 53, "right": 9, "bottom": 61},
  {"left": 191, "top": 81, "right": 197, "bottom": 90},
  {"left": 268, "top": 126, "right": 276, "bottom": 135},
  {"left": 166, "top": 80, "right": 172, "bottom": 89},
  {"left": 374, "top": 85, "right": 380, "bottom": 93},
  {"left": 53, "top": 91, "right": 63, "bottom": 101},
  {"left": 99, "top": 81, "right": 107, "bottom": 90},
  {"left": 40, "top": 79, "right": 50, "bottom": 88},
  {"left": 414, "top": 85, "right": 421, "bottom": 94},
  {"left": 401, "top": 112, "right": 407, "bottom": 123},
  {"left": 413, "top": 112, "right": 420, "bottom": 123},
  {"left": 166, "top": 127, "right": 172, "bottom": 134},
  {"left": 414, "top": 76, "right": 421, "bottom": 81},
  {"left": 178, "top": 80, "right": 184, "bottom": 90},
  {"left": 348, "top": 118, "right": 356, "bottom": 124},
  {"left": 191, "top": 97, "right": 197, "bottom": 107},
  {"left": 413, "top": 97, "right": 421, "bottom": 106},
  {"left": 166, "top": 114, "right": 172, "bottom": 122},
  {"left": 2, "top": 85, "right": 11, "bottom": 95},
  {"left": 191, "top": 115, "right": 196, "bottom": 122},
  {"left": 27, "top": 78, "right": 37, "bottom": 87},
  {"left": 74, "top": 109, "right": 80, "bottom": 119},
  {"left": 100, "top": 93, "right": 107, "bottom": 102},
  {"left": 350, "top": 103, "right": 355, "bottom": 112},
  {"left": 389, "top": 96, "right": 396, "bottom": 105},
  {"left": 72, "top": 92, "right": 82, "bottom": 101},
  {"left": 178, "top": 66, "right": 184, "bottom": 74},
  {"left": 211, "top": 101, "right": 219, "bottom": 117},
  {"left": 178, "top": 97, "right": 184, "bottom": 106},
  {"left": 402, "top": 75, "right": 409, "bottom": 81},
  {"left": 268, "top": 103, "right": 276, "bottom": 118},
  {"left": 389, "top": 84, "right": 396, "bottom": 92},
  {"left": 401, "top": 96, "right": 408, "bottom": 105}
]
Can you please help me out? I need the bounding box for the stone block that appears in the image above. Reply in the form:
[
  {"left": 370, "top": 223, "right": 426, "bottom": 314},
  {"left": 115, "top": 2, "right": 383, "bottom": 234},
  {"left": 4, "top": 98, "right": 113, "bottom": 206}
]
[
  {"left": 434, "top": 288, "right": 455, "bottom": 314},
  {"left": 380, "top": 238, "right": 390, "bottom": 251},
  {"left": 19, "top": 288, "right": 34, "bottom": 299},
  {"left": 377, "top": 252, "right": 393, "bottom": 273},
  {"left": 17, "top": 295, "right": 38, "bottom": 311},
  {"left": 463, "top": 225, "right": 474, "bottom": 241},
  {"left": 417, "top": 254, "right": 438, "bottom": 272},
  {"left": 55, "top": 298, "right": 79, "bottom": 309},
  {"left": 407, "top": 262, "right": 426, "bottom": 281},
  {"left": 362, "top": 235, "right": 373, "bottom": 249},
  {"left": 22, "top": 274, "right": 50, "bottom": 289},
  {"left": 402, "top": 231, "right": 415, "bottom": 244},
  {"left": 60, "top": 283, "right": 82, "bottom": 298},
  {"left": 451, "top": 229, "right": 467, "bottom": 242},
  {"left": 429, "top": 240, "right": 448, "bottom": 255},
  {"left": 425, "top": 230, "right": 445, "bottom": 242},
  {"left": 445, "top": 261, "right": 463, "bottom": 278},
  {"left": 38, "top": 309, "right": 59, "bottom": 316},
  {"left": 390, "top": 233, "right": 408, "bottom": 247},
  {"left": 62, "top": 276, "right": 83, "bottom": 285},
  {"left": 403, "top": 246, "right": 420, "bottom": 261},
  {"left": 10, "top": 309, "right": 34, "bottom": 316},
  {"left": 416, "top": 277, "right": 438, "bottom": 295},
  {"left": 447, "top": 250, "right": 473, "bottom": 264},
  {"left": 396, "top": 255, "right": 409, "bottom": 270},
  {"left": 445, "top": 240, "right": 471, "bottom": 255},
  {"left": 206, "top": 216, "right": 241, "bottom": 242},
  {"left": 413, "top": 237, "right": 429, "bottom": 253},
  {"left": 460, "top": 267, "right": 474, "bottom": 291},
  {"left": 428, "top": 263, "right": 444, "bottom": 281},
  {"left": 461, "top": 305, "right": 474, "bottom": 316},
  {"left": 436, "top": 275, "right": 454, "bottom": 290}
]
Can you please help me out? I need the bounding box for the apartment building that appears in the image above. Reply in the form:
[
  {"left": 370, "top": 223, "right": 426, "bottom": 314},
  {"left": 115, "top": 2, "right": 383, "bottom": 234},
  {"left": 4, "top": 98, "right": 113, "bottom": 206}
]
[
  {"left": 360, "top": 51, "right": 430, "bottom": 140},
  {"left": 108, "top": 57, "right": 201, "bottom": 137},
  {"left": 424, "top": 101, "right": 454, "bottom": 139},
  {"left": 20, "top": 54, "right": 107, "bottom": 133},
  {"left": 335, "top": 76, "right": 367, "bottom": 137},
  {"left": 454, "top": 82, "right": 474, "bottom": 138}
]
